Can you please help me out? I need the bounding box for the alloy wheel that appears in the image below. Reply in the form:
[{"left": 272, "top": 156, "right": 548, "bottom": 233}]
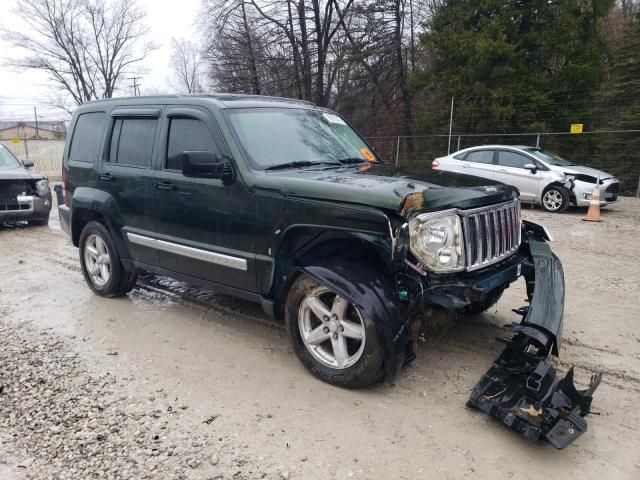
[
  {"left": 83, "top": 233, "right": 112, "bottom": 287},
  {"left": 543, "top": 189, "right": 563, "bottom": 211},
  {"left": 298, "top": 286, "right": 366, "bottom": 369}
]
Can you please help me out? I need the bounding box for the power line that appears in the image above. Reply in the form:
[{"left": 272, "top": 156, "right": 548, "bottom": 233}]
[{"left": 128, "top": 77, "right": 142, "bottom": 96}]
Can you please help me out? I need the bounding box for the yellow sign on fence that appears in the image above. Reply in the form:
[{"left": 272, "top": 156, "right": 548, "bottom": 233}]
[
  {"left": 10, "top": 135, "right": 20, "bottom": 144},
  {"left": 570, "top": 123, "right": 583, "bottom": 134}
]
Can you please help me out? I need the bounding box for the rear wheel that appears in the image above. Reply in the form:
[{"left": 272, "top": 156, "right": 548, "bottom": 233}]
[
  {"left": 79, "top": 221, "right": 137, "bottom": 297},
  {"left": 285, "top": 275, "right": 384, "bottom": 388},
  {"left": 541, "top": 186, "right": 570, "bottom": 213}
]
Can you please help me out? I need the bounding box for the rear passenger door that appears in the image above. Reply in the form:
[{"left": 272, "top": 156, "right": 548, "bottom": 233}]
[
  {"left": 494, "top": 149, "right": 542, "bottom": 201},
  {"left": 151, "top": 106, "right": 257, "bottom": 292},
  {"left": 98, "top": 108, "right": 161, "bottom": 265},
  {"left": 460, "top": 149, "right": 496, "bottom": 179}
]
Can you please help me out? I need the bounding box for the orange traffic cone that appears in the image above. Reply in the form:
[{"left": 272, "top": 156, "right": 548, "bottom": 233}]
[{"left": 584, "top": 182, "right": 602, "bottom": 222}]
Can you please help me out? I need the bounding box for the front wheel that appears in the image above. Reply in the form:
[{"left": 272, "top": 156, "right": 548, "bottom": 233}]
[
  {"left": 285, "top": 275, "right": 384, "bottom": 388},
  {"left": 541, "top": 186, "right": 570, "bottom": 213},
  {"left": 79, "top": 221, "right": 137, "bottom": 297}
]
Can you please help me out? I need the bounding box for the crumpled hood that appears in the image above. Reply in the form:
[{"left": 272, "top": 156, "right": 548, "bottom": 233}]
[
  {"left": 256, "top": 163, "right": 518, "bottom": 213},
  {"left": 555, "top": 164, "right": 614, "bottom": 180}
]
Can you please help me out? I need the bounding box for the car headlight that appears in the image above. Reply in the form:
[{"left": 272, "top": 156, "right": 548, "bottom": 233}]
[
  {"left": 409, "top": 213, "right": 465, "bottom": 272},
  {"left": 35, "top": 179, "right": 49, "bottom": 196}
]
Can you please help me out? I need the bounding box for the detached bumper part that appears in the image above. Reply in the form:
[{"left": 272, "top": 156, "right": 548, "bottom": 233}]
[{"left": 467, "top": 240, "right": 601, "bottom": 449}]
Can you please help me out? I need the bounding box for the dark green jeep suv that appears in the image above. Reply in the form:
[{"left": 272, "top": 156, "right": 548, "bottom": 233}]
[{"left": 58, "top": 94, "right": 599, "bottom": 448}]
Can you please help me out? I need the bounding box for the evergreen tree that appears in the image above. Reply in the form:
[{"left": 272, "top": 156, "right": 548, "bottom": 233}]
[
  {"left": 599, "top": 13, "right": 640, "bottom": 130},
  {"left": 414, "top": 0, "right": 614, "bottom": 134},
  {"left": 597, "top": 12, "right": 640, "bottom": 193}
]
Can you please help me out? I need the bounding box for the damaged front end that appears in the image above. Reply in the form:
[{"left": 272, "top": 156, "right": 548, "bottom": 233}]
[{"left": 467, "top": 235, "right": 601, "bottom": 449}]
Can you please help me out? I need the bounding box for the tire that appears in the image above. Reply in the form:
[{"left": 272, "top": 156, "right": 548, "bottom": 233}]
[
  {"left": 285, "top": 275, "right": 384, "bottom": 389},
  {"left": 541, "top": 186, "right": 570, "bottom": 213},
  {"left": 79, "top": 221, "right": 137, "bottom": 297},
  {"left": 461, "top": 288, "right": 504, "bottom": 315}
]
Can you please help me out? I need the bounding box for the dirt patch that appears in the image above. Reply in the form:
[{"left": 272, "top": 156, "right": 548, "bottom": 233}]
[{"left": 1, "top": 199, "right": 640, "bottom": 479}]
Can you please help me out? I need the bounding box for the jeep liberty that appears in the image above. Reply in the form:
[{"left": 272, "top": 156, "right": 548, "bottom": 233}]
[{"left": 58, "top": 94, "right": 599, "bottom": 448}]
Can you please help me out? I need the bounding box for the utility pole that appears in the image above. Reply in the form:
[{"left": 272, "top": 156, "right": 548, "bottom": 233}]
[
  {"left": 33, "top": 106, "right": 40, "bottom": 139},
  {"left": 447, "top": 96, "right": 455, "bottom": 155},
  {"left": 128, "top": 76, "right": 142, "bottom": 96}
]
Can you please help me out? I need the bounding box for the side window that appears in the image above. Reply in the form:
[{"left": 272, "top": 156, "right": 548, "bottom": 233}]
[
  {"left": 165, "top": 117, "right": 219, "bottom": 170},
  {"left": 465, "top": 150, "right": 494, "bottom": 164},
  {"left": 69, "top": 112, "right": 106, "bottom": 163},
  {"left": 109, "top": 118, "right": 157, "bottom": 168},
  {"left": 498, "top": 151, "right": 532, "bottom": 169}
]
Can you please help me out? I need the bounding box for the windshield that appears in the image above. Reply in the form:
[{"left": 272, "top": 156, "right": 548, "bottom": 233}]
[
  {"left": 524, "top": 148, "right": 576, "bottom": 166},
  {"left": 0, "top": 145, "right": 22, "bottom": 170},
  {"left": 226, "top": 108, "right": 377, "bottom": 169}
]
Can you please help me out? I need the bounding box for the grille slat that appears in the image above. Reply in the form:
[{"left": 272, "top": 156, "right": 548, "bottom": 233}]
[
  {"left": 463, "top": 200, "right": 521, "bottom": 271},
  {"left": 487, "top": 212, "right": 494, "bottom": 259}
]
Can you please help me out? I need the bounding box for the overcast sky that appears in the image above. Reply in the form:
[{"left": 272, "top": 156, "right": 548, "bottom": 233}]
[{"left": 0, "top": 0, "right": 202, "bottom": 122}]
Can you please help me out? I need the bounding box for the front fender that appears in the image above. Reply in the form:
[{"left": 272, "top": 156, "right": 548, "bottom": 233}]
[{"left": 299, "top": 258, "right": 407, "bottom": 383}]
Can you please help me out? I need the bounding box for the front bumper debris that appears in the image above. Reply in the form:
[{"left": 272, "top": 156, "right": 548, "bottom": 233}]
[{"left": 467, "top": 239, "right": 601, "bottom": 449}]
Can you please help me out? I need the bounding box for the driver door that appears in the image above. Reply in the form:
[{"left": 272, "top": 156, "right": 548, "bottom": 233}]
[{"left": 151, "top": 106, "right": 257, "bottom": 292}]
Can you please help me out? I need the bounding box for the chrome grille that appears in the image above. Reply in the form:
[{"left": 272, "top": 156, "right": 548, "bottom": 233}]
[{"left": 462, "top": 200, "right": 521, "bottom": 271}]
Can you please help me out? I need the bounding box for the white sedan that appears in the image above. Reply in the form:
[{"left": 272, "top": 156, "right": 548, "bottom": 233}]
[{"left": 432, "top": 145, "right": 620, "bottom": 212}]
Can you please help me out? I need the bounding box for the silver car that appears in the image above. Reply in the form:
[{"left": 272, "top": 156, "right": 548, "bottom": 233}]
[{"left": 432, "top": 145, "right": 620, "bottom": 212}]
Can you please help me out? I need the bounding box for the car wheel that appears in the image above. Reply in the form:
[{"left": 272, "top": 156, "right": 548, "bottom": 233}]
[
  {"left": 285, "top": 275, "right": 384, "bottom": 389},
  {"left": 79, "top": 221, "right": 137, "bottom": 297},
  {"left": 541, "top": 186, "right": 570, "bottom": 213}
]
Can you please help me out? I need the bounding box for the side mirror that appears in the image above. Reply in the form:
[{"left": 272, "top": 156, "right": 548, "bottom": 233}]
[
  {"left": 523, "top": 163, "right": 537, "bottom": 173},
  {"left": 22, "top": 159, "right": 34, "bottom": 168},
  {"left": 173, "top": 151, "right": 230, "bottom": 181}
]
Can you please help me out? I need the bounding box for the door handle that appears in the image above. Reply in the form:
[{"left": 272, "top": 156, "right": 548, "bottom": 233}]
[
  {"left": 155, "top": 181, "right": 175, "bottom": 191},
  {"left": 98, "top": 173, "right": 114, "bottom": 182},
  {"left": 496, "top": 169, "right": 508, "bottom": 173},
  {"left": 462, "top": 163, "right": 471, "bottom": 168}
]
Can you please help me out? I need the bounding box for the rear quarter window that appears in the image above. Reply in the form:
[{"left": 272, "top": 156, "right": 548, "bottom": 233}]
[{"left": 68, "top": 112, "right": 107, "bottom": 163}]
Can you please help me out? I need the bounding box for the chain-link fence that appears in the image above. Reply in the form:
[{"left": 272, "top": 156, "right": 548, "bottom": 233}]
[
  {"left": 366, "top": 130, "right": 640, "bottom": 196},
  {"left": 2, "top": 131, "right": 639, "bottom": 196},
  {"left": 1, "top": 139, "right": 65, "bottom": 181}
]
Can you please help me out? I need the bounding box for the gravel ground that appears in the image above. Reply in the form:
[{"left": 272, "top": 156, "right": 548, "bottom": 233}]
[{"left": 1, "top": 198, "right": 640, "bottom": 479}]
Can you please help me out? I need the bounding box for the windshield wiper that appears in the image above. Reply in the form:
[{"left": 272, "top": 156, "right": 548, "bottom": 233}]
[
  {"left": 264, "top": 160, "right": 340, "bottom": 171},
  {"left": 336, "top": 157, "right": 367, "bottom": 165}
]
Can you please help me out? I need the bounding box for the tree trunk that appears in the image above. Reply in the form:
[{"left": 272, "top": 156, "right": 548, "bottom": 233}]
[
  {"left": 297, "top": 0, "right": 313, "bottom": 100},
  {"left": 241, "top": 0, "right": 261, "bottom": 94}
]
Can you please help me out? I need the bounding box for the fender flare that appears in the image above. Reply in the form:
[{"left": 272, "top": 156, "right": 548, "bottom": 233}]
[
  {"left": 298, "top": 257, "right": 408, "bottom": 383},
  {"left": 70, "top": 187, "right": 130, "bottom": 257}
]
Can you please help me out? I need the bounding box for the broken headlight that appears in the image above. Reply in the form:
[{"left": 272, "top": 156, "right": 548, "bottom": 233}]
[
  {"left": 35, "top": 178, "right": 50, "bottom": 196},
  {"left": 409, "top": 212, "right": 464, "bottom": 272}
]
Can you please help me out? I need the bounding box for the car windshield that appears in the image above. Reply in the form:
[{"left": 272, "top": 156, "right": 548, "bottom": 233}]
[
  {"left": 0, "top": 146, "right": 22, "bottom": 170},
  {"left": 524, "top": 148, "right": 576, "bottom": 166},
  {"left": 226, "top": 108, "right": 377, "bottom": 169}
]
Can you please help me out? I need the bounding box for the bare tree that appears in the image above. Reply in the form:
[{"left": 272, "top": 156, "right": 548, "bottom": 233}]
[
  {"left": 201, "top": 0, "right": 439, "bottom": 134},
  {"left": 2, "top": 0, "right": 155, "bottom": 105},
  {"left": 202, "top": 0, "right": 268, "bottom": 95},
  {"left": 169, "top": 37, "right": 205, "bottom": 94}
]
